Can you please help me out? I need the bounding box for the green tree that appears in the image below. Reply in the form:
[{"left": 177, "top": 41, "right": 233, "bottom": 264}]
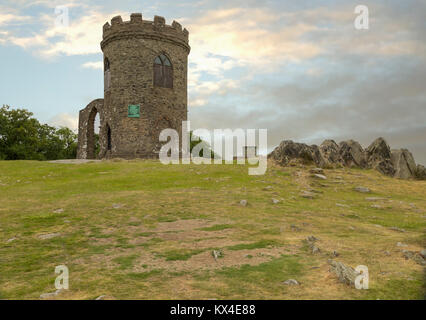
[{"left": 0, "top": 105, "right": 78, "bottom": 160}]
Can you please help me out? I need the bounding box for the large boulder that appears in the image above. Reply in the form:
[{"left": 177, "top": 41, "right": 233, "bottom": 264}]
[
  {"left": 319, "top": 139, "right": 343, "bottom": 166},
  {"left": 391, "top": 149, "right": 417, "bottom": 179},
  {"left": 415, "top": 164, "right": 426, "bottom": 180},
  {"left": 338, "top": 140, "right": 367, "bottom": 168},
  {"left": 365, "top": 138, "right": 395, "bottom": 176},
  {"left": 269, "top": 140, "right": 325, "bottom": 167}
]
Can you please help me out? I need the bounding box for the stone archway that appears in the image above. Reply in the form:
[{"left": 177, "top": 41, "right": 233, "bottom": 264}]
[
  {"left": 86, "top": 107, "right": 99, "bottom": 159},
  {"left": 77, "top": 99, "right": 104, "bottom": 159}
]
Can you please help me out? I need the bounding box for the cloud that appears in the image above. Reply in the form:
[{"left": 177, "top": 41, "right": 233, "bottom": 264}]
[
  {"left": 82, "top": 61, "right": 103, "bottom": 70},
  {"left": 48, "top": 113, "right": 79, "bottom": 131},
  {"left": 0, "top": 13, "right": 30, "bottom": 25},
  {"left": 0, "top": 5, "right": 119, "bottom": 57}
]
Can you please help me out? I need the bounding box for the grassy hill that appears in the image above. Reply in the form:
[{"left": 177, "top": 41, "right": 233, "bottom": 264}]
[{"left": 0, "top": 159, "right": 424, "bottom": 299}]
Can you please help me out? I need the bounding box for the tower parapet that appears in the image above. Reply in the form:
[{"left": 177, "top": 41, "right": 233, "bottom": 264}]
[{"left": 101, "top": 13, "right": 190, "bottom": 52}]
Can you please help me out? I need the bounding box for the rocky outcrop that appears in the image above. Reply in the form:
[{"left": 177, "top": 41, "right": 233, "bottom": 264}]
[
  {"left": 415, "top": 164, "right": 426, "bottom": 180},
  {"left": 391, "top": 149, "right": 417, "bottom": 179},
  {"left": 338, "top": 140, "right": 367, "bottom": 168},
  {"left": 365, "top": 137, "right": 395, "bottom": 176},
  {"left": 269, "top": 137, "right": 424, "bottom": 180},
  {"left": 319, "top": 140, "right": 343, "bottom": 166},
  {"left": 328, "top": 260, "right": 359, "bottom": 286},
  {"left": 268, "top": 140, "right": 325, "bottom": 167}
]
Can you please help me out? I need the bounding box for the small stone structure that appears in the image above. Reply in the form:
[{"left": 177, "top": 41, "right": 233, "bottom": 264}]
[{"left": 77, "top": 13, "right": 190, "bottom": 159}]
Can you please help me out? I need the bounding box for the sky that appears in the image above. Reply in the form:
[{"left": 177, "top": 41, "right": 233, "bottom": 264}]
[{"left": 0, "top": 0, "right": 425, "bottom": 163}]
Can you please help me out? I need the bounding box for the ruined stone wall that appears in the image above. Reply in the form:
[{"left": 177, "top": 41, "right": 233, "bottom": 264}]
[{"left": 77, "top": 99, "right": 105, "bottom": 159}]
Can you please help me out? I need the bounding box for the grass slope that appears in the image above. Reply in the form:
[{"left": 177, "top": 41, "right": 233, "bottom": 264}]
[{"left": 0, "top": 159, "right": 424, "bottom": 299}]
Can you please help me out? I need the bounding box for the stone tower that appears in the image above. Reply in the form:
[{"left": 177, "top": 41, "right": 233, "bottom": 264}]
[{"left": 77, "top": 13, "right": 190, "bottom": 159}]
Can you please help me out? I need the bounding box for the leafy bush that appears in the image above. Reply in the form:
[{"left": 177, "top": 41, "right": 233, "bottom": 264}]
[{"left": 0, "top": 105, "right": 77, "bottom": 160}]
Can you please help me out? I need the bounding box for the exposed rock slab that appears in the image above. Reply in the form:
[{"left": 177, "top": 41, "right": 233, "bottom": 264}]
[
  {"left": 391, "top": 149, "right": 416, "bottom": 179},
  {"left": 338, "top": 140, "right": 367, "bottom": 168},
  {"left": 328, "top": 260, "right": 359, "bottom": 286}
]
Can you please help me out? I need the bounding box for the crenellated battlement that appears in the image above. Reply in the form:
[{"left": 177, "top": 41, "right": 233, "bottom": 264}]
[{"left": 101, "top": 13, "right": 190, "bottom": 52}]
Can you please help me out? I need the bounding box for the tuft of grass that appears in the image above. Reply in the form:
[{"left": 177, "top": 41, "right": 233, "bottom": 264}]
[
  {"left": 113, "top": 255, "right": 138, "bottom": 270},
  {"left": 157, "top": 249, "right": 205, "bottom": 261},
  {"left": 199, "top": 224, "right": 233, "bottom": 231}
]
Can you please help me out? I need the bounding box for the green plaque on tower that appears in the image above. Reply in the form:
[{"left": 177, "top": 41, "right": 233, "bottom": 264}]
[{"left": 128, "top": 104, "right": 140, "bottom": 118}]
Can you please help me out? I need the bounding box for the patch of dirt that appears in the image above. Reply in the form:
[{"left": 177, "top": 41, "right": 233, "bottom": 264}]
[{"left": 132, "top": 246, "right": 294, "bottom": 273}]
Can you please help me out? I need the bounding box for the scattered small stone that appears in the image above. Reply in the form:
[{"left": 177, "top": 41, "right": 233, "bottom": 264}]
[
  {"left": 311, "top": 245, "right": 320, "bottom": 254},
  {"left": 263, "top": 186, "right": 273, "bottom": 191},
  {"left": 53, "top": 208, "right": 64, "bottom": 213},
  {"left": 336, "top": 203, "right": 349, "bottom": 208},
  {"left": 6, "top": 237, "right": 16, "bottom": 243},
  {"left": 95, "top": 295, "right": 106, "bottom": 300},
  {"left": 366, "top": 197, "right": 385, "bottom": 201},
  {"left": 312, "top": 174, "right": 327, "bottom": 180},
  {"left": 389, "top": 227, "right": 406, "bottom": 233},
  {"left": 239, "top": 200, "right": 248, "bottom": 207},
  {"left": 212, "top": 250, "right": 223, "bottom": 261},
  {"left": 38, "top": 233, "right": 61, "bottom": 240},
  {"left": 64, "top": 220, "right": 71, "bottom": 223},
  {"left": 112, "top": 203, "right": 123, "bottom": 209},
  {"left": 290, "top": 224, "right": 301, "bottom": 232},
  {"left": 300, "top": 191, "right": 315, "bottom": 199},
  {"left": 306, "top": 235, "right": 318, "bottom": 242},
  {"left": 271, "top": 198, "right": 280, "bottom": 204},
  {"left": 384, "top": 251, "right": 391, "bottom": 256},
  {"left": 309, "top": 168, "right": 324, "bottom": 174},
  {"left": 282, "top": 279, "right": 299, "bottom": 285},
  {"left": 349, "top": 226, "right": 355, "bottom": 231},
  {"left": 40, "top": 289, "right": 63, "bottom": 299},
  {"left": 371, "top": 204, "right": 383, "bottom": 209},
  {"left": 402, "top": 250, "right": 426, "bottom": 266},
  {"left": 354, "top": 186, "right": 371, "bottom": 193},
  {"left": 420, "top": 250, "right": 426, "bottom": 259},
  {"left": 396, "top": 242, "right": 407, "bottom": 247},
  {"left": 306, "top": 236, "right": 320, "bottom": 254}
]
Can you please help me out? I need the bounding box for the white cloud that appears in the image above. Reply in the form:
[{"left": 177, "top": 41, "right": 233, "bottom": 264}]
[
  {"left": 82, "top": 61, "right": 103, "bottom": 70},
  {"left": 0, "top": 13, "right": 30, "bottom": 25},
  {"left": 0, "top": 6, "right": 120, "bottom": 57},
  {"left": 49, "top": 113, "right": 78, "bottom": 131}
]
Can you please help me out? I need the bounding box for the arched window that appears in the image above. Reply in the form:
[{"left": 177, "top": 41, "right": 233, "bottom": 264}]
[
  {"left": 153, "top": 54, "right": 173, "bottom": 88},
  {"left": 104, "top": 58, "right": 110, "bottom": 71},
  {"left": 104, "top": 57, "right": 111, "bottom": 91},
  {"left": 106, "top": 124, "right": 112, "bottom": 151}
]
